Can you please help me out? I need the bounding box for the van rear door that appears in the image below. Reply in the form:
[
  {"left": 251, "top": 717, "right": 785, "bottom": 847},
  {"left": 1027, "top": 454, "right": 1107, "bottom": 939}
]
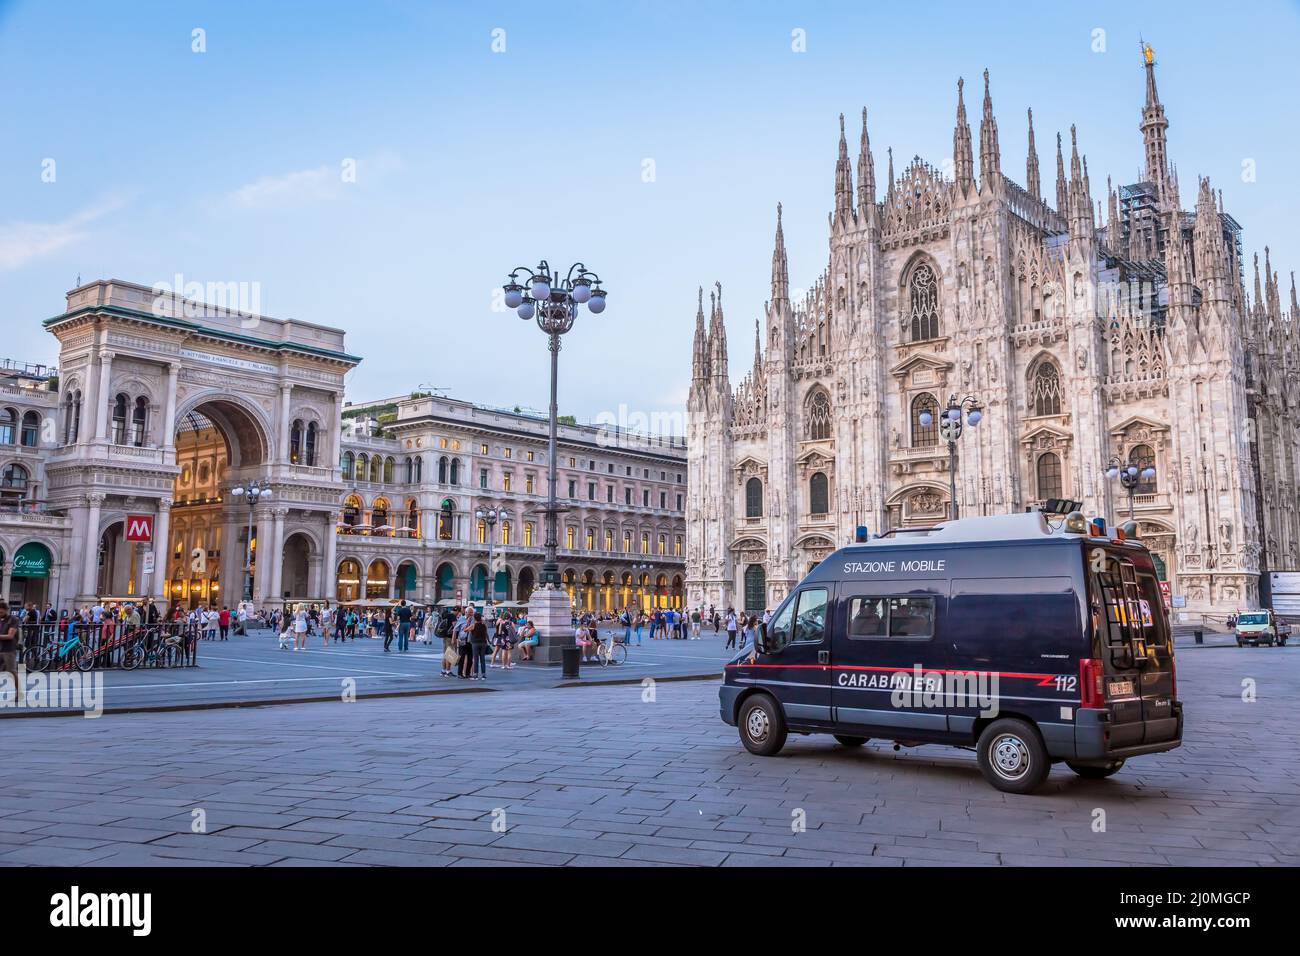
[{"left": 1089, "top": 548, "right": 1178, "bottom": 747}]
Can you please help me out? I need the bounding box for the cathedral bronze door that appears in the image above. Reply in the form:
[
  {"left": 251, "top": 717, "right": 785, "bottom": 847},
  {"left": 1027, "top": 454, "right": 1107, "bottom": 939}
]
[{"left": 744, "top": 564, "right": 766, "bottom": 613}]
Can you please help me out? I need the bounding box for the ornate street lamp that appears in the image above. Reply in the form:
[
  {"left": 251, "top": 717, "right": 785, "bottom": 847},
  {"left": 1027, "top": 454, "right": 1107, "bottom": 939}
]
[
  {"left": 475, "top": 504, "right": 510, "bottom": 604},
  {"left": 918, "top": 393, "right": 983, "bottom": 521},
  {"left": 632, "top": 561, "right": 656, "bottom": 610},
  {"left": 228, "top": 480, "right": 272, "bottom": 602},
  {"left": 1104, "top": 455, "right": 1156, "bottom": 522},
  {"left": 503, "top": 261, "right": 606, "bottom": 587}
]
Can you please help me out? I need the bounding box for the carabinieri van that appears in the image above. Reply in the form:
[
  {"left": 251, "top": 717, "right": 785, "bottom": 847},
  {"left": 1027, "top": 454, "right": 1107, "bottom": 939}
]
[{"left": 719, "top": 511, "right": 1182, "bottom": 794}]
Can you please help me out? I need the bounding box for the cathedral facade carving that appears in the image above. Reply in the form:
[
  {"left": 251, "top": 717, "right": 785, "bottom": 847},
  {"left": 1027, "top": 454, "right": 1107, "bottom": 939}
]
[{"left": 687, "top": 51, "right": 1298, "bottom": 615}]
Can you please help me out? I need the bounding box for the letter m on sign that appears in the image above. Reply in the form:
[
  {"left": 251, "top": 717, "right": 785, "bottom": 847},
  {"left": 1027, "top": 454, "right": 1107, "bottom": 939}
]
[{"left": 125, "top": 514, "right": 154, "bottom": 542}]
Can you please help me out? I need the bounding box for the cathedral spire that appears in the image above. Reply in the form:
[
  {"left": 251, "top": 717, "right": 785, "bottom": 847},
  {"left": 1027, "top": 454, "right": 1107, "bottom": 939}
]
[
  {"left": 1055, "top": 131, "right": 1068, "bottom": 214},
  {"left": 886, "top": 146, "right": 895, "bottom": 198},
  {"left": 771, "top": 202, "right": 789, "bottom": 304},
  {"left": 1107, "top": 175, "right": 1119, "bottom": 233},
  {"left": 978, "top": 69, "right": 1001, "bottom": 186},
  {"left": 753, "top": 318, "right": 762, "bottom": 373},
  {"left": 953, "top": 77, "right": 974, "bottom": 195},
  {"left": 1025, "top": 108, "right": 1041, "bottom": 202},
  {"left": 834, "top": 113, "right": 854, "bottom": 228},
  {"left": 857, "top": 107, "right": 875, "bottom": 217},
  {"left": 708, "top": 282, "right": 730, "bottom": 389},
  {"left": 691, "top": 286, "right": 709, "bottom": 382},
  {"left": 1139, "top": 42, "right": 1170, "bottom": 194},
  {"left": 1193, "top": 176, "right": 1228, "bottom": 304}
]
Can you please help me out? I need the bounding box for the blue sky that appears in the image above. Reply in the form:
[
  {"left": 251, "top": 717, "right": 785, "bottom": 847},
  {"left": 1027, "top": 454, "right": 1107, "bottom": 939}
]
[{"left": 2, "top": 0, "right": 1297, "bottom": 425}]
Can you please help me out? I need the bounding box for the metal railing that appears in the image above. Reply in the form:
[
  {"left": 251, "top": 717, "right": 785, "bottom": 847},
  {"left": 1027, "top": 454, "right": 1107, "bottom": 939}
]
[{"left": 16, "top": 621, "right": 199, "bottom": 670}]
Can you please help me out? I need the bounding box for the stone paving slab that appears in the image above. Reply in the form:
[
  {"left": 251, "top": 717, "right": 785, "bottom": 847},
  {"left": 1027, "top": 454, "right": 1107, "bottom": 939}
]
[{"left": 0, "top": 643, "right": 1295, "bottom": 865}]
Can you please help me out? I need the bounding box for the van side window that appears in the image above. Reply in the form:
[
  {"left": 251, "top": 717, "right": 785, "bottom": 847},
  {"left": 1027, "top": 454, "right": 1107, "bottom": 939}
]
[
  {"left": 888, "top": 597, "right": 934, "bottom": 638},
  {"left": 845, "top": 596, "right": 935, "bottom": 640},
  {"left": 792, "top": 588, "right": 828, "bottom": 643}
]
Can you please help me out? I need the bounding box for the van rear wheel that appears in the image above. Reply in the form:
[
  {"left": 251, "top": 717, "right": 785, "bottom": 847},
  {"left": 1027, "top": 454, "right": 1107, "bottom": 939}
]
[
  {"left": 738, "top": 695, "right": 787, "bottom": 757},
  {"left": 976, "top": 719, "right": 1050, "bottom": 794},
  {"left": 833, "top": 735, "right": 868, "bottom": 747},
  {"left": 1066, "top": 759, "right": 1125, "bottom": 779}
]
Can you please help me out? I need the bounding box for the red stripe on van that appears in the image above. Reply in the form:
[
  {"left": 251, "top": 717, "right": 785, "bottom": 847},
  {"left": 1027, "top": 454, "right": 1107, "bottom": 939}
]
[{"left": 726, "top": 662, "right": 1060, "bottom": 682}]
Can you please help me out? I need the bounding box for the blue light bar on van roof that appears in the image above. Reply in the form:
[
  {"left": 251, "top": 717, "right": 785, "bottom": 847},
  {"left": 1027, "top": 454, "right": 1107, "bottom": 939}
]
[
  {"left": 855, "top": 525, "right": 869, "bottom": 543},
  {"left": 1089, "top": 517, "right": 1107, "bottom": 537}
]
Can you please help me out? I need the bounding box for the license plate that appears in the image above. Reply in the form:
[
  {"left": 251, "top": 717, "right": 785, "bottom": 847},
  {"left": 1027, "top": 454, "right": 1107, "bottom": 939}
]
[{"left": 1109, "top": 679, "right": 1135, "bottom": 697}]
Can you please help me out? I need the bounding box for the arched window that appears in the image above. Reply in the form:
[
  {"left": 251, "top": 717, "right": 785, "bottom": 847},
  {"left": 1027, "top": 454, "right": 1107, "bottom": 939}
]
[
  {"left": 438, "top": 456, "right": 448, "bottom": 483},
  {"left": 449, "top": 459, "right": 460, "bottom": 485},
  {"left": 63, "top": 390, "right": 82, "bottom": 444},
  {"left": 438, "top": 498, "right": 455, "bottom": 540},
  {"left": 0, "top": 408, "right": 13, "bottom": 445},
  {"left": 1030, "top": 360, "right": 1063, "bottom": 416},
  {"left": 810, "top": 472, "right": 829, "bottom": 515},
  {"left": 305, "top": 422, "right": 318, "bottom": 466},
  {"left": 414, "top": 456, "right": 422, "bottom": 482},
  {"left": 745, "top": 477, "right": 763, "bottom": 518},
  {"left": 111, "top": 394, "right": 128, "bottom": 444},
  {"left": 805, "top": 389, "right": 832, "bottom": 441},
  {"left": 372, "top": 498, "right": 390, "bottom": 531},
  {"left": 404, "top": 456, "right": 413, "bottom": 483},
  {"left": 342, "top": 494, "right": 362, "bottom": 531},
  {"left": 1129, "top": 444, "right": 1157, "bottom": 495},
  {"left": 369, "top": 455, "right": 381, "bottom": 483},
  {"left": 908, "top": 263, "right": 940, "bottom": 341},
  {"left": 383, "top": 457, "right": 395, "bottom": 483},
  {"left": 0, "top": 463, "right": 30, "bottom": 499},
  {"left": 290, "top": 420, "right": 303, "bottom": 463},
  {"left": 911, "top": 393, "right": 938, "bottom": 447},
  {"left": 1036, "top": 452, "right": 1063, "bottom": 501},
  {"left": 356, "top": 454, "right": 368, "bottom": 482},
  {"left": 20, "top": 411, "right": 40, "bottom": 447},
  {"left": 131, "top": 396, "right": 148, "bottom": 447},
  {"left": 341, "top": 451, "right": 355, "bottom": 481},
  {"left": 407, "top": 499, "right": 419, "bottom": 535}
]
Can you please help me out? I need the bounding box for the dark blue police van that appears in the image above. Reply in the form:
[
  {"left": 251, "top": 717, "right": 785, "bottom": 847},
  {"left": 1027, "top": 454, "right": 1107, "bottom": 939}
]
[{"left": 719, "top": 511, "right": 1182, "bottom": 793}]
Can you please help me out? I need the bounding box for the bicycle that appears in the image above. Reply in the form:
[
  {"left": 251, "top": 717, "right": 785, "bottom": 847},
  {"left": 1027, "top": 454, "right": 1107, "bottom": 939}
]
[
  {"left": 26, "top": 630, "right": 95, "bottom": 673},
  {"left": 122, "top": 628, "right": 182, "bottom": 670},
  {"left": 594, "top": 635, "right": 627, "bottom": 667}
]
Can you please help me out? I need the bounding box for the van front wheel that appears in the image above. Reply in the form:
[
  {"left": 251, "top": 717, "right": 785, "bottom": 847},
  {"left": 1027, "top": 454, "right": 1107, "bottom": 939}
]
[
  {"left": 976, "top": 719, "right": 1050, "bottom": 794},
  {"left": 738, "top": 695, "right": 787, "bottom": 757}
]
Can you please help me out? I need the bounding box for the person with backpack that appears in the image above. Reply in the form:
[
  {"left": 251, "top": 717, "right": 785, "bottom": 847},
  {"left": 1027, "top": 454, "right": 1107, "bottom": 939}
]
[
  {"left": 469, "top": 611, "right": 490, "bottom": 680},
  {"left": 725, "top": 608, "right": 738, "bottom": 649}
]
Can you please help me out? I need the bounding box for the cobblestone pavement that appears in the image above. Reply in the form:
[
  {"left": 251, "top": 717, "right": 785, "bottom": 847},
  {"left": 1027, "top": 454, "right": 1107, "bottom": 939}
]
[{"left": 0, "top": 644, "right": 1296, "bottom": 866}]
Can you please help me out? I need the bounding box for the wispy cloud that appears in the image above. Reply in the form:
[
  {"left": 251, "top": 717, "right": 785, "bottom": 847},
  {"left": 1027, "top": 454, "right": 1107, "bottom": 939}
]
[
  {"left": 0, "top": 195, "right": 129, "bottom": 270},
  {"left": 226, "top": 152, "right": 405, "bottom": 210}
]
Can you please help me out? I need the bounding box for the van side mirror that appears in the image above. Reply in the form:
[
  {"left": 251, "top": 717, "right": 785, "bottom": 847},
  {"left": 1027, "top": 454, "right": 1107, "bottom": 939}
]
[{"left": 754, "top": 622, "right": 769, "bottom": 655}]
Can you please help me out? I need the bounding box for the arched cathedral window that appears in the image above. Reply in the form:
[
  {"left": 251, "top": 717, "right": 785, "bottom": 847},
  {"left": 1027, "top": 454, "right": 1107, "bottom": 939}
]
[
  {"left": 809, "top": 472, "right": 829, "bottom": 515},
  {"left": 1030, "top": 360, "right": 1063, "bottom": 416},
  {"left": 805, "top": 389, "right": 832, "bottom": 442},
  {"left": 745, "top": 477, "right": 763, "bottom": 518},
  {"left": 911, "top": 393, "right": 937, "bottom": 448},
  {"left": 1129, "top": 444, "right": 1157, "bottom": 495},
  {"left": 908, "top": 264, "right": 940, "bottom": 342},
  {"left": 1036, "top": 452, "right": 1062, "bottom": 501}
]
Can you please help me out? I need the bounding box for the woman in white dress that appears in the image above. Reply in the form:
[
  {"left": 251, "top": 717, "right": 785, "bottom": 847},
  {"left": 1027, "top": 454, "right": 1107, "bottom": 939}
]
[{"left": 293, "top": 604, "right": 309, "bottom": 651}]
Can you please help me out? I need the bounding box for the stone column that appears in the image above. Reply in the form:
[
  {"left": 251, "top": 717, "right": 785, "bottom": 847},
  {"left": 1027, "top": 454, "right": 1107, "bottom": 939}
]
[
  {"left": 267, "top": 507, "right": 287, "bottom": 604},
  {"left": 161, "top": 362, "right": 181, "bottom": 452},
  {"left": 93, "top": 351, "right": 115, "bottom": 441},
  {"left": 1, "top": 561, "right": 11, "bottom": 605},
  {"left": 152, "top": 497, "right": 172, "bottom": 602},
  {"left": 322, "top": 510, "right": 339, "bottom": 605},
  {"left": 82, "top": 493, "right": 105, "bottom": 596},
  {"left": 253, "top": 504, "right": 272, "bottom": 603},
  {"left": 278, "top": 384, "right": 293, "bottom": 464}
]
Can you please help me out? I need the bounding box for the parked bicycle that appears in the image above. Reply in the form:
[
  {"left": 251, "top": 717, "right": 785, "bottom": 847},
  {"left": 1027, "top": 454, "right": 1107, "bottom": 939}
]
[
  {"left": 25, "top": 630, "right": 95, "bottom": 673},
  {"left": 121, "top": 628, "right": 184, "bottom": 670},
  {"left": 595, "top": 635, "right": 627, "bottom": 667}
]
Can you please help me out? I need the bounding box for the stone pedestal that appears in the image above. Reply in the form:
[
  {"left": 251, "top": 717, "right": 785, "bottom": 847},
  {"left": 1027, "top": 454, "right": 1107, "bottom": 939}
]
[{"left": 527, "top": 585, "right": 574, "bottom": 665}]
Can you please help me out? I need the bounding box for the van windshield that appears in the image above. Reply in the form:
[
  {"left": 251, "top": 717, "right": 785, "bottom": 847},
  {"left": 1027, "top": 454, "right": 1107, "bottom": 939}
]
[{"left": 1237, "top": 613, "right": 1269, "bottom": 625}]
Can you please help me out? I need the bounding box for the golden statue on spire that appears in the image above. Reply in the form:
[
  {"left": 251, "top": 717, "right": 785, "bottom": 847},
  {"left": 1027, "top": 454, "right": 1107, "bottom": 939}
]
[{"left": 1143, "top": 42, "right": 1154, "bottom": 66}]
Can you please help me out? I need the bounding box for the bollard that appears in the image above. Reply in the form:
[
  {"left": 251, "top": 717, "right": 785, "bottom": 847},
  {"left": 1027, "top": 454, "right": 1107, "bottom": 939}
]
[
  {"left": 1194, "top": 629, "right": 1203, "bottom": 645},
  {"left": 561, "top": 646, "right": 581, "bottom": 679}
]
